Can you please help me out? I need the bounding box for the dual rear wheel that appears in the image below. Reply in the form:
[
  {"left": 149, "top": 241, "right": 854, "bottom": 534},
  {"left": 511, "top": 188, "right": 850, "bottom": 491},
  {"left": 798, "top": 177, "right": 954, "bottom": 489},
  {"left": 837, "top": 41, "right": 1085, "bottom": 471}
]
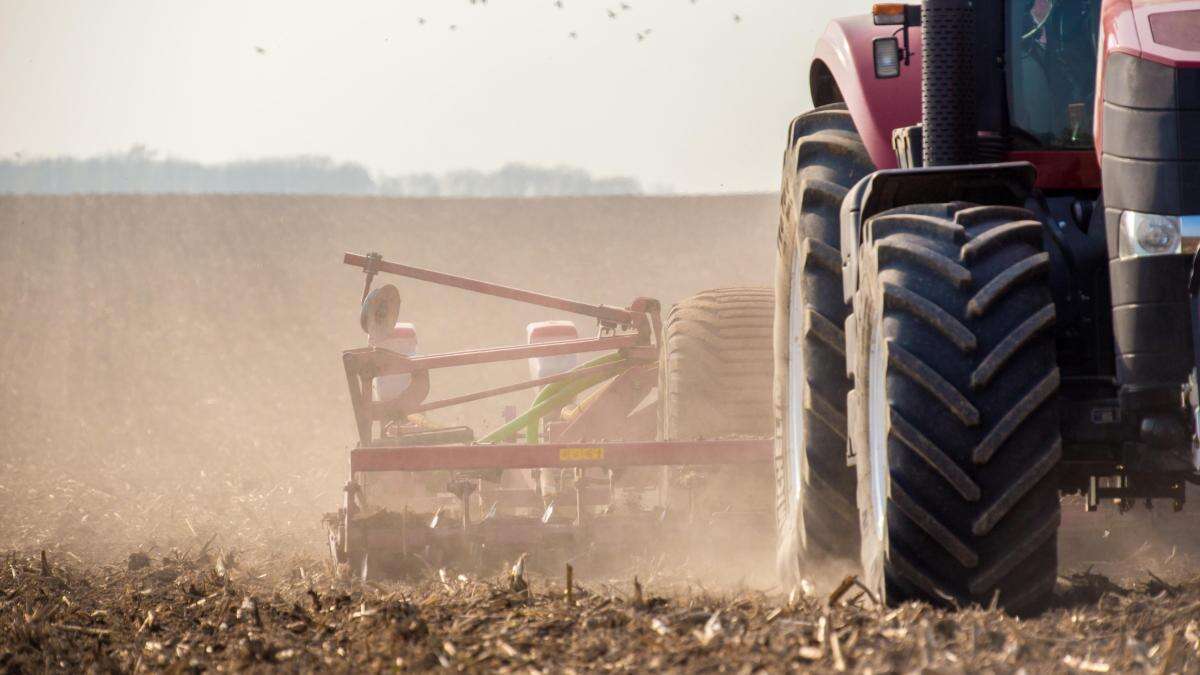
[
  {"left": 773, "top": 104, "right": 872, "bottom": 587},
  {"left": 774, "top": 106, "right": 1063, "bottom": 613}
]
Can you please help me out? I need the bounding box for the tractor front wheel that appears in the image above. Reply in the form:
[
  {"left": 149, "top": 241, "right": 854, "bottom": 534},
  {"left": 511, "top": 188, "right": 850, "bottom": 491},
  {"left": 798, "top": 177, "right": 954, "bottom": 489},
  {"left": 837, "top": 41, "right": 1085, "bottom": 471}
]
[{"left": 849, "top": 202, "right": 1062, "bottom": 614}]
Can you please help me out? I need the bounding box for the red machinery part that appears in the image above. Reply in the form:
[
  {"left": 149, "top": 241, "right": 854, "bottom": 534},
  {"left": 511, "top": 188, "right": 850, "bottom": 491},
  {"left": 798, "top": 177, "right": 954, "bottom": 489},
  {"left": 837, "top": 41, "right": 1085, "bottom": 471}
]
[
  {"left": 349, "top": 439, "right": 773, "bottom": 473},
  {"left": 344, "top": 252, "right": 638, "bottom": 327},
  {"left": 1096, "top": 0, "right": 1200, "bottom": 163},
  {"left": 340, "top": 252, "right": 661, "bottom": 447},
  {"left": 811, "top": 12, "right": 1103, "bottom": 190},
  {"left": 331, "top": 252, "right": 776, "bottom": 579},
  {"left": 810, "top": 14, "right": 923, "bottom": 171}
]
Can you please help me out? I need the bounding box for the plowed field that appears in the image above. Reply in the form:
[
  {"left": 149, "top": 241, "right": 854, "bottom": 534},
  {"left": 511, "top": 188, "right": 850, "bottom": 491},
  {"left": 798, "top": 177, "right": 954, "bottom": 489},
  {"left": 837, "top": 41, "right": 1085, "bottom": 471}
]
[{"left": 1, "top": 195, "right": 1198, "bottom": 672}]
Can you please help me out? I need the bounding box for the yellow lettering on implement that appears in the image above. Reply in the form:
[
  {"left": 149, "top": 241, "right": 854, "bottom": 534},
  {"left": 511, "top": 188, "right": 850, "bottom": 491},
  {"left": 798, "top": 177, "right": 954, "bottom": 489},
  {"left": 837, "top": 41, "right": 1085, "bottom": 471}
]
[{"left": 559, "top": 447, "right": 604, "bottom": 462}]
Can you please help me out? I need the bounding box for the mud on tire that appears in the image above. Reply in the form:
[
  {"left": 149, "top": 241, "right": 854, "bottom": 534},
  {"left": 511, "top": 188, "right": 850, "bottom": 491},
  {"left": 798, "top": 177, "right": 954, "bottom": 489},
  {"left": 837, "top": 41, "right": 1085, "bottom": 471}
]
[
  {"left": 774, "top": 103, "right": 874, "bottom": 585},
  {"left": 849, "top": 202, "right": 1061, "bottom": 615}
]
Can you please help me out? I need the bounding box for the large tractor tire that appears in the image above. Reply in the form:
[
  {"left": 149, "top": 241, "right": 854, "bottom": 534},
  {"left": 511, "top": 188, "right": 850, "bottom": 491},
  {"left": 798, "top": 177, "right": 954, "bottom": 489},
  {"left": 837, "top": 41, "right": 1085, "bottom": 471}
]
[
  {"left": 848, "top": 202, "right": 1062, "bottom": 614},
  {"left": 774, "top": 103, "right": 874, "bottom": 584},
  {"left": 660, "top": 287, "right": 774, "bottom": 512}
]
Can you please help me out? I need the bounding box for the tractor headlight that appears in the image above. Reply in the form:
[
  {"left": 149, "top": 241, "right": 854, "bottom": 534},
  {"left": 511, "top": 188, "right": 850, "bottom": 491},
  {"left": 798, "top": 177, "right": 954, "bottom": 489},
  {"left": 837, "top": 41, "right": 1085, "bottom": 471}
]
[
  {"left": 873, "top": 38, "right": 901, "bottom": 79},
  {"left": 1120, "top": 211, "right": 1181, "bottom": 257}
]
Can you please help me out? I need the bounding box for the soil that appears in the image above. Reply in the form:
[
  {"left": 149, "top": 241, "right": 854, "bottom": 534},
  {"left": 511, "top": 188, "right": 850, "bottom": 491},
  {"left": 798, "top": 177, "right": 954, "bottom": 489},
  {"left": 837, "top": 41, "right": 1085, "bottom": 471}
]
[{"left": 2, "top": 194, "right": 1199, "bottom": 672}]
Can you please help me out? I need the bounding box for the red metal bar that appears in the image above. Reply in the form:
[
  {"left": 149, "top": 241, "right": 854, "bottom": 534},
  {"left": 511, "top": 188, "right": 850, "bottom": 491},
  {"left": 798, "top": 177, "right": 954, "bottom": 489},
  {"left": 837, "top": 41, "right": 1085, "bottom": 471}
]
[
  {"left": 349, "top": 439, "right": 772, "bottom": 473},
  {"left": 402, "top": 335, "right": 642, "bottom": 371},
  {"left": 408, "top": 361, "right": 630, "bottom": 414},
  {"left": 345, "top": 252, "right": 636, "bottom": 325},
  {"left": 343, "top": 335, "right": 644, "bottom": 380}
]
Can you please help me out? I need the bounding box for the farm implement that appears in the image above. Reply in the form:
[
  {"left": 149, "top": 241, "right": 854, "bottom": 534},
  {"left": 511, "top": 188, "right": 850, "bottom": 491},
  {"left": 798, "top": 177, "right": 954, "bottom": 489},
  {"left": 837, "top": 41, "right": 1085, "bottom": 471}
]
[{"left": 325, "top": 252, "right": 776, "bottom": 579}]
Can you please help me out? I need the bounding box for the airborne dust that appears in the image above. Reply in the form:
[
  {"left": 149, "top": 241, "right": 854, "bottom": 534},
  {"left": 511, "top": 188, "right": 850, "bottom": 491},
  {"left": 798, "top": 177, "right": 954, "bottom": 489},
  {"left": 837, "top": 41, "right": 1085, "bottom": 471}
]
[{"left": 2, "top": 194, "right": 1199, "bottom": 671}]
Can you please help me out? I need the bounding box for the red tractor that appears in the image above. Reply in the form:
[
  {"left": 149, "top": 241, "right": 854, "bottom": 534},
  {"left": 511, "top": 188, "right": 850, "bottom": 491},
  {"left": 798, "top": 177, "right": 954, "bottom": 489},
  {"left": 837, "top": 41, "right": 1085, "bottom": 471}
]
[{"left": 775, "top": 0, "right": 1200, "bottom": 613}]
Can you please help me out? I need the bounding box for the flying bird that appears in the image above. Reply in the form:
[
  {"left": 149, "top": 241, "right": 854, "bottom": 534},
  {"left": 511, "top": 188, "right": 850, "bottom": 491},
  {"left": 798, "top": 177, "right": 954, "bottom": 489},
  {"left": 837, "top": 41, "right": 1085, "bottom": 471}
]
[
  {"left": 732, "top": 13, "right": 741, "bottom": 22},
  {"left": 555, "top": 0, "right": 564, "bottom": 7},
  {"left": 607, "top": 9, "right": 617, "bottom": 18},
  {"left": 254, "top": 46, "right": 266, "bottom": 55},
  {"left": 417, "top": 17, "right": 426, "bottom": 25},
  {"left": 568, "top": 31, "right": 578, "bottom": 38}
]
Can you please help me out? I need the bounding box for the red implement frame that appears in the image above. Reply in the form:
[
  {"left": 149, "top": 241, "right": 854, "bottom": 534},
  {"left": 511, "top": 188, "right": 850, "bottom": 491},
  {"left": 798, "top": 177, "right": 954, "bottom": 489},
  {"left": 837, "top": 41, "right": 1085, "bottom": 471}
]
[
  {"left": 328, "top": 252, "right": 773, "bottom": 577},
  {"left": 350, "top": 439, "right": 771, "bottom": 473},
  {"left": 339, "top": 250, "right": 770, "bottom": 471},
  {"left": 345, "top": 252, "right": 639, "bottom": 327}
]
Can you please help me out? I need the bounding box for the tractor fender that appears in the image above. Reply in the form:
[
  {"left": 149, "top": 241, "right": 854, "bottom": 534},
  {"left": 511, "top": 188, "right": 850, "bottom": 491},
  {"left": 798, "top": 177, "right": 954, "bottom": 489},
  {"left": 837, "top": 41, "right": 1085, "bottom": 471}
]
[
  {"left": 838, "top": 162, "right": 1040, "bottom": 303},
  {"left": 810, "top": 15, "right": 923, "bottom": 172},
  {"left": 1095, "top": 0, "right": 1200, "bottom": 165}
]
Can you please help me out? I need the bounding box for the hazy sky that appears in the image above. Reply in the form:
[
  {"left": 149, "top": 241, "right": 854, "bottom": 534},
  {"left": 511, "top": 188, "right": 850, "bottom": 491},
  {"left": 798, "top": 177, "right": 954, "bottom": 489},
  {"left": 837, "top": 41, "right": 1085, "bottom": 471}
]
[{"left": 1, "top": 1, "right": 876, "bottom": 193}]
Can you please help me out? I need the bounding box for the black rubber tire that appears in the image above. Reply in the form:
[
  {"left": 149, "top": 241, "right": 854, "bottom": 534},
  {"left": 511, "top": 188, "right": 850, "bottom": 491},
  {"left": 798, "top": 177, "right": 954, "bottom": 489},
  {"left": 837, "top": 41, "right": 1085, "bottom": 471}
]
[
  {"left": 848, "top": 202, "right": 1062, "bottom": 615},
  {"left": 661, "top": 287, "right": 775, "bottom": 439},
  {"left": 774, "top": 103, "right": 874, "bottom": 585},
  {"left": 660, "top": 287, "right": 775, "bottom": 511}
]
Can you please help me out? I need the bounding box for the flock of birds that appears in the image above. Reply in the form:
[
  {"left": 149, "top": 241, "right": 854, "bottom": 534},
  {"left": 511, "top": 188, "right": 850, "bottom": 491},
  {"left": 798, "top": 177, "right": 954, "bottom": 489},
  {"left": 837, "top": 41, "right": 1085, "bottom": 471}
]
[
  {"left": 251, "top": 1, "right": 744, "bottom": 55},
  {"left": 415, "top": 1, "right": 743, "bottom": 41}
]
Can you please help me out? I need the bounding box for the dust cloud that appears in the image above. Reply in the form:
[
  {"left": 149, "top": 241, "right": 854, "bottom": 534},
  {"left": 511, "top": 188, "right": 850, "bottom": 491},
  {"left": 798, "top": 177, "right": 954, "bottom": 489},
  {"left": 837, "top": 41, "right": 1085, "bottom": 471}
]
[
  {"left": 6, "top": 195, "right": 1200, "bottom": 672},
  {"left": 0, "top": 193, "right": 777, "bottom": 570}
]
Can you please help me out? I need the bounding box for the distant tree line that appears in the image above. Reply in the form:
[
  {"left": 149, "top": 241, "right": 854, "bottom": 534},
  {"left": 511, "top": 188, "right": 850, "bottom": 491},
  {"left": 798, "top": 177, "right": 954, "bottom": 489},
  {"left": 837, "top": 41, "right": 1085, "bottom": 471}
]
[{"left": 0, "top": 146, "right": 644, "bottom": 197}]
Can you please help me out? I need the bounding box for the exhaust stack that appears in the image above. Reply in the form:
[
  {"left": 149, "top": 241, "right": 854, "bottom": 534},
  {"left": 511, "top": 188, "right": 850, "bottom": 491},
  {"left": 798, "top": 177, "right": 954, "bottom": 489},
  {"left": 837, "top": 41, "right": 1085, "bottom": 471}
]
[{"left": 921, "top": 0, "right": 976, "bottom": 166}]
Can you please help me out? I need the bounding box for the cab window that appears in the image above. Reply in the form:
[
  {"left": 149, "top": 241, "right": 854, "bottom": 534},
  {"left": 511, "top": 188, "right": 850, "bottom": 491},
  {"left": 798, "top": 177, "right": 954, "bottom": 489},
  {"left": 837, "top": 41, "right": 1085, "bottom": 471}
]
[{"left": 1007, "top": 0, "right": 1101, "bottom": 149}]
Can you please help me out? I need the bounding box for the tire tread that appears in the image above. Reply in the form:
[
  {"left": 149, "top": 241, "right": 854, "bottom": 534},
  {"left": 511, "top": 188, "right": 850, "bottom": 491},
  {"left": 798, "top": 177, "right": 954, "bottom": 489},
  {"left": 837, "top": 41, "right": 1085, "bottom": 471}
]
[{"left": 852, "top": 203, "right": 1061, "bottom": 615}]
